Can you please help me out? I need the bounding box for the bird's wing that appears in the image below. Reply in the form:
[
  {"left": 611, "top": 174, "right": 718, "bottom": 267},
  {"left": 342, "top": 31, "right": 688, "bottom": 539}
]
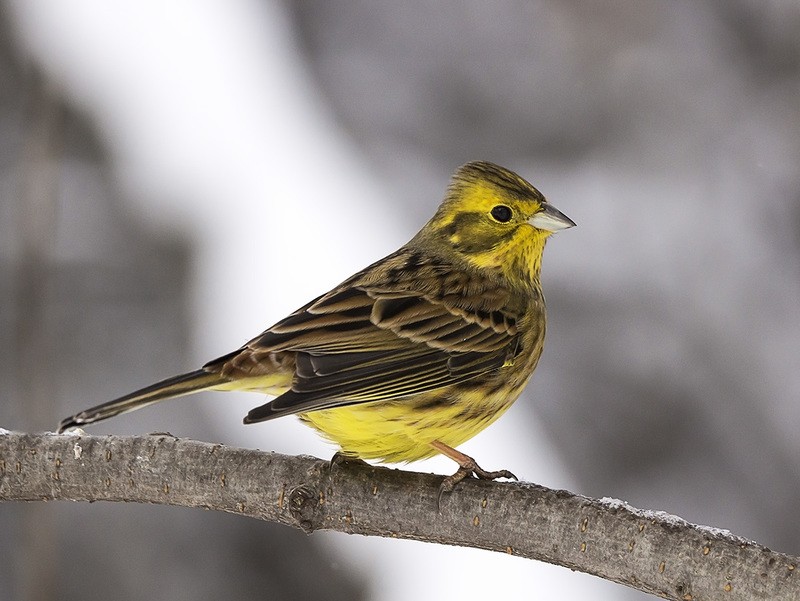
[{"left": 226, "top": 252, "right": 529, "bottom": 422}]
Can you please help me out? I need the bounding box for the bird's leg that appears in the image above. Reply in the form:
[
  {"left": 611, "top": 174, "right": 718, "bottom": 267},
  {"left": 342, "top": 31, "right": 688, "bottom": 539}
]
[{"left": 430, "top": 440, "right": 517, "bottom": 500}]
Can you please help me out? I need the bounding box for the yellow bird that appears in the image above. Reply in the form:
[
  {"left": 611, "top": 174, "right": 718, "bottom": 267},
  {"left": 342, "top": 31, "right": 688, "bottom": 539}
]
[{"left": 59, "top": 161, "right": 575, "bottom": 491}]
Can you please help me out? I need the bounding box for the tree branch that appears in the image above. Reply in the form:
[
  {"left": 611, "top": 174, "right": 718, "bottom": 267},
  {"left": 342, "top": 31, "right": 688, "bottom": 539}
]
[{"left": 0, "top": 431, "right": 796, "bottom": 600}]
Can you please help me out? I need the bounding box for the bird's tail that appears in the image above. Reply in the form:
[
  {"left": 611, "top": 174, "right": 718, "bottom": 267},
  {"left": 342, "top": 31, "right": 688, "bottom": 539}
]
[{"left": 57, "top": 369, "right": 228, "bottom": 433}]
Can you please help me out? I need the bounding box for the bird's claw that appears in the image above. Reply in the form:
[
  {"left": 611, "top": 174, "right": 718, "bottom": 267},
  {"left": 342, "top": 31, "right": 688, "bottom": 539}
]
[
  {"left": 329, "top": 452, "right": 370, "bottom": 473},
  {"left": 437, "top": 461, "right": 517, "bottom": 509}
]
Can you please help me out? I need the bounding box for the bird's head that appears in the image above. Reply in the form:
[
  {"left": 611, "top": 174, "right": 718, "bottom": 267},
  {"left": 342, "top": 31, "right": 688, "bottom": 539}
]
[{"left": 418, "top": 161, "right": 575, "bottom": 283}]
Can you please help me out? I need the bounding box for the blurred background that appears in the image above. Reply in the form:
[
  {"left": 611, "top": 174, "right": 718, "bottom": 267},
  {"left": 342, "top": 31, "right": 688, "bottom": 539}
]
[{"left": 2, "top": 1, "right": 799, "bottom": 599}]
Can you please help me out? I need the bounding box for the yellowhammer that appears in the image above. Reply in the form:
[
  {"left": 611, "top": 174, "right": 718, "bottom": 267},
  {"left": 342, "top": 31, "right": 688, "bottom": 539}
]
[{"left": 59, "top": 161, "right": 575, "bottom": 491}]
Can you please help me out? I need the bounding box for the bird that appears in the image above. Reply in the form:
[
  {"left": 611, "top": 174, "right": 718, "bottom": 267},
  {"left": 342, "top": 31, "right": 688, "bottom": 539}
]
[{"left": 58, "top": 161, "right": 575, "bottom": 493}]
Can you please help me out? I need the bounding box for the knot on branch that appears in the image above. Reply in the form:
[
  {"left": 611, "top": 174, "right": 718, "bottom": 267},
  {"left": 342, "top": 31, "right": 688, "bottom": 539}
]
[{"left": 288, "top": 485, "right": 320, "bottom": 533}]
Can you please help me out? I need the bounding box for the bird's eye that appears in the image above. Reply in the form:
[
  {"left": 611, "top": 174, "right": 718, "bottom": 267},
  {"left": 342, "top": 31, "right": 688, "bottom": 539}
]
[{"left": 491, "top": 205, "right": 513, "bottom": 223}]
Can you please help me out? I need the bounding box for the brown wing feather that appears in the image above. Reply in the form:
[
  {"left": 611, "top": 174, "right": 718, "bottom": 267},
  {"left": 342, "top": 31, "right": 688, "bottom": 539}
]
[{"left": 216, "top": 248, "right": 528, "bottom": 423}]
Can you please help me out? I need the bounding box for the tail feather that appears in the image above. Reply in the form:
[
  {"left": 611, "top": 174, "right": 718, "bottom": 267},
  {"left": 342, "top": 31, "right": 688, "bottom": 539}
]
[{"left": 57, "top": 369, "right": 227, "bottom": 433}]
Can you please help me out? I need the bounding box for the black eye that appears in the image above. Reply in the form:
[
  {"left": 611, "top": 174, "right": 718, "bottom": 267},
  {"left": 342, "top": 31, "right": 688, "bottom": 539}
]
[{"left": 491, "top": 205, "right": 513, "bottom": 223}]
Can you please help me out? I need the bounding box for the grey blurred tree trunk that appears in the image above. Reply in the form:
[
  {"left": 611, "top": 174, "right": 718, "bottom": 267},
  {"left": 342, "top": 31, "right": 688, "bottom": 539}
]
[
  {"left": 14, "top": 64, "right": 63, "bottom": 601},
  {"left": 0, "top": 8, "right": 365, "bottom": 601}
]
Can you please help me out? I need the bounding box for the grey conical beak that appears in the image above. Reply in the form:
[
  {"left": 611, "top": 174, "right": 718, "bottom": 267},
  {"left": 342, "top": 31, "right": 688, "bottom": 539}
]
[{"left": 529, "top": 203, "right": 576, "bottom": 233}]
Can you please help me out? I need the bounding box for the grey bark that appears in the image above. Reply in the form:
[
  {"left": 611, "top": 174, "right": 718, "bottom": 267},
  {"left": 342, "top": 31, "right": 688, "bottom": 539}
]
[{"left": 0, "top": 431, "right": 797, "bottom": 600}]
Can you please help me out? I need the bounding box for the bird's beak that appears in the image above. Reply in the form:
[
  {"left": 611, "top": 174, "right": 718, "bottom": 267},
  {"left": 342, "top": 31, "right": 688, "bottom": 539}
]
[{"left": 529, "top": 203, "right": 576, "bottom": 233}]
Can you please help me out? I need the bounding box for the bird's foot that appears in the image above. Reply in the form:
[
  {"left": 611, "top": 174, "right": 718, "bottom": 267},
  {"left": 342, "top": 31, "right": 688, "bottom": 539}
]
[
  {"left": 430, "top": 440, "right": 516, "bottom": 507},
  {"left": 329, "top": 451, "right": 370, "bottom": 471}
]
